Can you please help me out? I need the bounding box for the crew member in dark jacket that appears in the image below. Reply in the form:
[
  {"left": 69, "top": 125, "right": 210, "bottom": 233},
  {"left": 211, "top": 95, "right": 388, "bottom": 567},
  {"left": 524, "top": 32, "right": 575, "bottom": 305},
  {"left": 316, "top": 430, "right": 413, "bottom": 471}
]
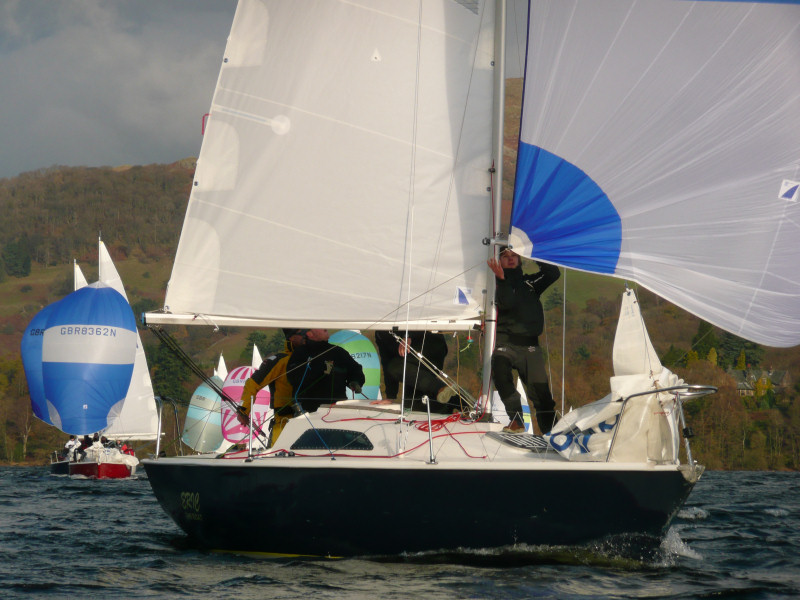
[
  {"left": 373, "top": 330, "right": 456, "bottom": 413},
  {"left": 286, "top": 329, "right": 365, "bottom": 414},
  {"left": 488, "top": 246, "right": 560, "bottom": 434},
  {"left": 239, "top": 328, "right": 307, "bottom": 445}
]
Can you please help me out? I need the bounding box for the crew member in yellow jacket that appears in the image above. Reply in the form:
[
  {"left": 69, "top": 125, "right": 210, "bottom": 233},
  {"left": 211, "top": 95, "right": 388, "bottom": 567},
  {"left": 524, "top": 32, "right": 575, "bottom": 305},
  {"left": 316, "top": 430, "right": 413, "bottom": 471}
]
[{"left": 241, "top": 329, "right": 307, "bottom": 446}]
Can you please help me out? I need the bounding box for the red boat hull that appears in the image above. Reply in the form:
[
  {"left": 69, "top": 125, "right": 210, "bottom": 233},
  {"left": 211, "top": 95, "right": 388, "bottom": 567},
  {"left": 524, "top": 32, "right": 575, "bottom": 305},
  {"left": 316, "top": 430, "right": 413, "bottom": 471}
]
[{"left": 68, "top": 462, "right": 132, "bottom": 479}]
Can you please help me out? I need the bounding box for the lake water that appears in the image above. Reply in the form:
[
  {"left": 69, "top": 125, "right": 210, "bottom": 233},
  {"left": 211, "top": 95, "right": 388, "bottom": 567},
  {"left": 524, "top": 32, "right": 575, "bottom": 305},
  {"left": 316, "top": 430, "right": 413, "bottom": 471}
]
[{"left": 0, "top": 468, "right": 797, "bottom": 599}]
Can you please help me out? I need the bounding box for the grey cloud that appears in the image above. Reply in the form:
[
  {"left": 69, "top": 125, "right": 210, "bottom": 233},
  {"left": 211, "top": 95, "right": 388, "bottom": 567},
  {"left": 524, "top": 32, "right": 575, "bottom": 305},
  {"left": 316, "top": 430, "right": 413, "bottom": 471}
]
[{"left": 0, "top": 0, "right": 236, "bottom": 179}]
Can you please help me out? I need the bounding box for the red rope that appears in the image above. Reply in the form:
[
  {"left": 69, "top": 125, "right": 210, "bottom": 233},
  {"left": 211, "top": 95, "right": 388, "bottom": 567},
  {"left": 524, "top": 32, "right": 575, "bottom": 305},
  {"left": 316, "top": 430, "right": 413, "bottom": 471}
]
[{"left": 221, "top": 419, "right": 490, "bottom": 461}]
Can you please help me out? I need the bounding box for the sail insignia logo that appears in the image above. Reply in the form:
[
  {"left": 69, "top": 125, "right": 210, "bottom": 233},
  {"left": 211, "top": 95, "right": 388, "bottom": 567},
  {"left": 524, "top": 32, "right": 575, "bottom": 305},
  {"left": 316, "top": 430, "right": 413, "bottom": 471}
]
[
  {"left": 454, "top": 287, "right": 472, "bottom": 305},
  {"left": 779, "top": 180, "right": 799, "bottom": 202}
]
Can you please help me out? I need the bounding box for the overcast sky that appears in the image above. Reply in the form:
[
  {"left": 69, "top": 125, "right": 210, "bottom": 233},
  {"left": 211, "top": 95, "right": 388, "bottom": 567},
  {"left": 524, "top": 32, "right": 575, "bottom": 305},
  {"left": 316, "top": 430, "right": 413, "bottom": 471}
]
[
  {"left": 0, "top": 0, "right": 237, "bottom": 180},
  {"left": 0, "top": 0, "right": 528, "bottom": 181}
]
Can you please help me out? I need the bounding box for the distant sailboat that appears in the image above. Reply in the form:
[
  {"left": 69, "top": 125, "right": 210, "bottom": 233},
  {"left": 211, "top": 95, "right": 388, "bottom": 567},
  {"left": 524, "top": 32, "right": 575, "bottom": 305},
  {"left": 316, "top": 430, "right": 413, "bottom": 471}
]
[
  {"left": 73, "top": 260, "right": 88, "bottom": 290},
  {"left": 219, "top": 346, "right": 271, "bottom": 446},
  {"left": 214, "top": 353, "right": 228, "bottom": 381},
  {"left": 97, "top": 240, "right": 160, "bottom": 442},
  {"left": 23, "top": 239, "right": 159, "bottom": 479},
  {"left": 182, "top": 353, "right": 227, "bottom": 453},
  {"left": 142, "top": 0, "right": 800, "bottom": 555},
  {"left": 39, "top": 283, "right": 141, "bottom": 479}
]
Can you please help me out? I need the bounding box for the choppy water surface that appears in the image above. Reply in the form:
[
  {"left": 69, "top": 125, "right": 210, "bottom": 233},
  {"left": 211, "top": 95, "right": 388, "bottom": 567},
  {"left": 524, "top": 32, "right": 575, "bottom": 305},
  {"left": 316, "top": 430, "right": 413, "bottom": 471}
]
[{"left": 0, "top": 468, "right": 797, "bottom": 599}]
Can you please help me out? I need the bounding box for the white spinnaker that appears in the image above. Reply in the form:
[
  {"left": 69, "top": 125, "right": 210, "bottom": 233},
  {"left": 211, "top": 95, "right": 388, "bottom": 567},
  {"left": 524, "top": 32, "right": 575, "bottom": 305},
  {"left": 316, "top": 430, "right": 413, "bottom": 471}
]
[{"left": 512, "top": 0, "right": 800, "bottom": 347}]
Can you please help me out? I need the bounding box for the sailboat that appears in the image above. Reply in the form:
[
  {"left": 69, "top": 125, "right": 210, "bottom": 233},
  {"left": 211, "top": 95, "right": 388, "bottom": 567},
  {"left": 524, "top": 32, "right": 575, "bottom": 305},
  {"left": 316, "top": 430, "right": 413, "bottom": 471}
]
[
  {"left": 142, "top": 0, "right": 800, "bottom": 556},
  {"left": 182, "top": 354, "right": 227, "bottom": 454},
  {"left": 220, "top": 346, "right": 272, "bottom": 446},
  {"left": 23, "top": 240, "right": 160, "bottom": 479},
  {"left": 95, "top": 240, "right": 161, "bottom": 446}
]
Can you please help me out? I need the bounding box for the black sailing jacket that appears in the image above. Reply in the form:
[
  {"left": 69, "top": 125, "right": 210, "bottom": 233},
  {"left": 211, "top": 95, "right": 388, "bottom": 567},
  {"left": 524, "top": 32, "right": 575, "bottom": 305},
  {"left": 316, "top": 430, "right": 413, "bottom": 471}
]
[{"left": 495, "top": 261, "right": 560, "bottom": 346}]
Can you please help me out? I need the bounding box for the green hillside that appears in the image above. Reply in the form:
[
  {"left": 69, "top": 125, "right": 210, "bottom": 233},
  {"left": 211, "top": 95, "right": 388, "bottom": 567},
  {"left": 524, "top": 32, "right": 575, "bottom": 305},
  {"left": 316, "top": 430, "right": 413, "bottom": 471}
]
[{"left": 0, "top": 162, "right": 798, "bottom": 470}]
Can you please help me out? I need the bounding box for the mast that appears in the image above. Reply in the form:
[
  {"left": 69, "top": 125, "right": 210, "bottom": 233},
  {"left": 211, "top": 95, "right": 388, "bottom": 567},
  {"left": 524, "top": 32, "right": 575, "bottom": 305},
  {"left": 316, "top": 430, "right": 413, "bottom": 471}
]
[{"left": 480, "top": 0, "right": 506, "bottom": 412}]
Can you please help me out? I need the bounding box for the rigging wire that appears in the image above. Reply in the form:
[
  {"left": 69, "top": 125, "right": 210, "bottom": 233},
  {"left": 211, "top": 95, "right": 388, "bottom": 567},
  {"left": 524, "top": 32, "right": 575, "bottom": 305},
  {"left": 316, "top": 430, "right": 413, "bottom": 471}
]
[
  {"left": 561, "top": 269, "right": 567, "bottom": 417},
  {"left": 291, "top": 360, "right": 337, "bottom": 459},
  {"left": 386, "top": 330, "right": 477, "bottom": 410},
  {"left": 146, "top": 325, "right": 270, "bottom": 447},
  {"left": 395, "top": 0, "right": 425, "bottom": 423}
]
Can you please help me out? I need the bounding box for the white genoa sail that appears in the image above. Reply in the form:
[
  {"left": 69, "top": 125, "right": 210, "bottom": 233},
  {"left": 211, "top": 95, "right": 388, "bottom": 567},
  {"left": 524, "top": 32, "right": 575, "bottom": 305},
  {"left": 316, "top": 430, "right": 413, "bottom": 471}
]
[
  {"left": 510, "top": 0, "right": 800, "bottom": 347},
  {"left": 153, "top": 0, "right": 496, "bottom": 330}
]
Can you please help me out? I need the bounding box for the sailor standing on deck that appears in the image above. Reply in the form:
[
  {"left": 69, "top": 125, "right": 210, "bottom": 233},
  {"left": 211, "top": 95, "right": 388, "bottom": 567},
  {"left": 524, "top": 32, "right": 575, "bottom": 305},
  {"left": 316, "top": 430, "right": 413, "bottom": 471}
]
[{"left": 488, "top": 246, "right": 560, "bottom": 435}]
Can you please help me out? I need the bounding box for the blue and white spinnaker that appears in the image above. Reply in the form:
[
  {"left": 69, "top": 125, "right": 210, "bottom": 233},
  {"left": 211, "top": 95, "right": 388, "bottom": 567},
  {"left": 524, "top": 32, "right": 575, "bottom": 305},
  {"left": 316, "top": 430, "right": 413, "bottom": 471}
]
[
  {"left": 21, "top": 303, "right": 58, "bottom": 425},
  {"left": 510, "top": 0, "right": 800, "bottom": 347},
  {"left": 40, "top": 284, "right": 138, "bottom": 435}
]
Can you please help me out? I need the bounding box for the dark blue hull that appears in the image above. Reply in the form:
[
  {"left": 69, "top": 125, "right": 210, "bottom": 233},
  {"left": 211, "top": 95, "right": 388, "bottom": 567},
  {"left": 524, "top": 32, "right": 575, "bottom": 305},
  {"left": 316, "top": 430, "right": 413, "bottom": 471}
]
[
  {"left": 49, "top": 460, "right": 70, "bottom": 476},
  {"left": 143, "top": 458, "right": 696, "bottom": 557}
]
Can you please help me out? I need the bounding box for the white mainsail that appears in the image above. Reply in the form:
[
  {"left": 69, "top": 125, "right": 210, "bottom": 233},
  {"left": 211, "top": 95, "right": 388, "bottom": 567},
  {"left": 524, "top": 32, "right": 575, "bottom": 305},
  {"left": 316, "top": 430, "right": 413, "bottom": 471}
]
[
  {"left": 98, "top": 240, "right": 160, "bottom": 441},
  {"left": 213, "top": 354, "right": 228, "bottom": 381},
  {"left": 73, "top": 260, "right": 88, "bottom": 291},
  {"left": 510, "top": 0, "right": 800, "bottom": 347},
  {"left": 152, "top": 0, "right": 496, "bottom": 330}
]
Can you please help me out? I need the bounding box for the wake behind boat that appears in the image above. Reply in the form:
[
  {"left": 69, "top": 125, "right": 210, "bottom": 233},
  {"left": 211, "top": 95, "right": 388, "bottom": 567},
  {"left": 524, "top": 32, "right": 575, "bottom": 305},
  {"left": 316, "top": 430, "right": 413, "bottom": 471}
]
[{"left": 143, "top": 0, "right": 800, "bottom": 555}]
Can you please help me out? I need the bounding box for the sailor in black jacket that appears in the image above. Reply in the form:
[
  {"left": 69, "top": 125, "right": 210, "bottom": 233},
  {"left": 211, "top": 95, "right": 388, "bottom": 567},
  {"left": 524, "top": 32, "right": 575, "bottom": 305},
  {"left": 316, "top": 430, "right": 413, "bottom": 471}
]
[
  {"left": 286, "top": 329, "right": 365, "bottom": 414},
  {"left": 488, "top": 247, "right": 560, "bottom": 434},
  {"left": 373, "top": 330, "right": 457, "bottom": 413}
]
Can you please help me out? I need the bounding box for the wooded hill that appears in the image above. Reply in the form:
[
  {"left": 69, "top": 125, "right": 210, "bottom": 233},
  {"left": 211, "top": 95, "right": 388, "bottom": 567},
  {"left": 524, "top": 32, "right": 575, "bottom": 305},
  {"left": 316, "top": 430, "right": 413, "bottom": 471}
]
[{"left": 1, "top": 162, "right": 798, "bottom": 470}]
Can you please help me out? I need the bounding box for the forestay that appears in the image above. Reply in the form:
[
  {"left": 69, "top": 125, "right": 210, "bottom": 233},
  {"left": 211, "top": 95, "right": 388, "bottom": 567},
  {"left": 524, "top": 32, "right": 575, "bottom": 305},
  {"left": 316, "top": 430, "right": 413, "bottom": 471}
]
[{"left": 510, "top": 0, "right": 800, "bottom": 347}]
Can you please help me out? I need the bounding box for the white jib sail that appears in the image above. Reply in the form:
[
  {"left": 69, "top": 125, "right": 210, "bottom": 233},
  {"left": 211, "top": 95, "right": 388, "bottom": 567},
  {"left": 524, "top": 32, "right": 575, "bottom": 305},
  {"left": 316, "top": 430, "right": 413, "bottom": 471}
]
[
  {"left": 548, "top": 290, "right": 682, "bottom": 463},
  {"left": 98, "top": 239, "right": 160, "bottom": 441},
  {"left": 157, "top": 0, "right": 497, "bottom": 330}
]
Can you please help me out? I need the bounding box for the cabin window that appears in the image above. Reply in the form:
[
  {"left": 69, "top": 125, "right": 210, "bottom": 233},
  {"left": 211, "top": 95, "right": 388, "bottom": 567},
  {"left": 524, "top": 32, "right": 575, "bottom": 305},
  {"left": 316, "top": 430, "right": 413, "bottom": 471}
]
[{"left": 290, "top": 428, "right": 374, "bottom": 451}]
